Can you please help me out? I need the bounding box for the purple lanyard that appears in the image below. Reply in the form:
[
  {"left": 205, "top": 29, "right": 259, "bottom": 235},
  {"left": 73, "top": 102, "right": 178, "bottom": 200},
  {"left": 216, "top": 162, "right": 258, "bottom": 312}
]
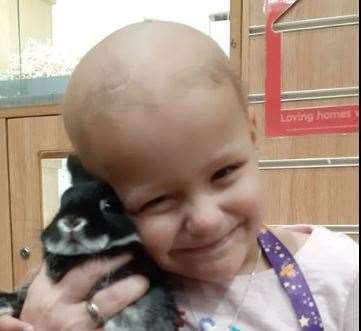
[{"left": 257, "top": 228, "right": 324, "bottom": 330}]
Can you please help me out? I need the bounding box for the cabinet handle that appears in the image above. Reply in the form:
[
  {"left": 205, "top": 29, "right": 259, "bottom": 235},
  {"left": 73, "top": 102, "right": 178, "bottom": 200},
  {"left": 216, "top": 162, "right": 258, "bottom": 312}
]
[{"left": 20, "top": 247, "right": 31, "bottom": 260}]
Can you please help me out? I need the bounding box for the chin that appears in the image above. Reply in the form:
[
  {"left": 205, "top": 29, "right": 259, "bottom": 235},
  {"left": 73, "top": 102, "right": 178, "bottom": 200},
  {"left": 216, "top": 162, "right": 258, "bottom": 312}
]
[{"left": 178, "top": 255, "right": 245, "bottom": 283}]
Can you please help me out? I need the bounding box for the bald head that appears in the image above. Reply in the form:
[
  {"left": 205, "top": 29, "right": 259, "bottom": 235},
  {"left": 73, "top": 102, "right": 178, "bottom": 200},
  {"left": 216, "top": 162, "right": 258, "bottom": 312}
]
[{"left": 63, "top": 21, "right": 245, "bottom": 170}]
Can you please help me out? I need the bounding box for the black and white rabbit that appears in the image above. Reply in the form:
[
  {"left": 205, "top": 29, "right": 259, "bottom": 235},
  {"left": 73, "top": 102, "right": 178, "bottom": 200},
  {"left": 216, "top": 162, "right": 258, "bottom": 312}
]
[{"left": 0, "top": 155, "right": 179, "bottom": 331}]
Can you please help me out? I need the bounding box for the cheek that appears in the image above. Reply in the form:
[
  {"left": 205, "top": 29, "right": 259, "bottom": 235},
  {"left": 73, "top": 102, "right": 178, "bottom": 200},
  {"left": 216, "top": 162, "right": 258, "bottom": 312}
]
[
  {"left": 134, "top": 215, "right": 180, "bottom": 260},
  {"left": 226, "top": 167, "right": 263, "bottom": 225}
]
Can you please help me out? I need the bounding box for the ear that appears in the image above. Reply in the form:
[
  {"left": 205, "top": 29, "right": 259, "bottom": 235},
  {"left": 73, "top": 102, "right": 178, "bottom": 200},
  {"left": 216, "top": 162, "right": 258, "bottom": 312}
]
[
  {"left": 248, "top": 111, "right": 259, "bottom": 149},
  {"left": 66, "top": 154, "right": 95, "bottom": 185},
  {"left": 60, "top": 186, "right": 74, "bottom": 207}
]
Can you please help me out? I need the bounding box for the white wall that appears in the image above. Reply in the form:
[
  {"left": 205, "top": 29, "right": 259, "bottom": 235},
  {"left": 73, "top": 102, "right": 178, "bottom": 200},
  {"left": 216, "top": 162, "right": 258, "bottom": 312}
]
[{"left": 52, "top": 0, "right": 230, "bottom": 60}]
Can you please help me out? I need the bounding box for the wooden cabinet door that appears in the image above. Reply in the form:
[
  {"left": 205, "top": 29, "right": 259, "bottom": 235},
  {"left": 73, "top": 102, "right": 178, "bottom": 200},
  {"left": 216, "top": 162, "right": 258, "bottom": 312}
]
[
  {"left": 0, "top": 119, "right": 13, "bottom": 291},
  {"left": 7, "top": 115, "right": 72, "bottom": 287},
  {"left": 241, "top": 0, "right": 359, "bottom": 229}
]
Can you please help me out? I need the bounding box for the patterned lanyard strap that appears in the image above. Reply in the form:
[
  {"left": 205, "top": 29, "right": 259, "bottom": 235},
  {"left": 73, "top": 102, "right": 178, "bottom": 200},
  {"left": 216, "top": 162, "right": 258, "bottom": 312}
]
[{"left": 257, "top": 228, "right": 324, "bottom": 330}]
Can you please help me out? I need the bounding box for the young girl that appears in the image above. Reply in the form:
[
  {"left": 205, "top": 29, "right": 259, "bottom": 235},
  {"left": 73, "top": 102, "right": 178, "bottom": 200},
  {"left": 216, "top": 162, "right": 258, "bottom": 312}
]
[{"left": 1, "top": 21, "right": 358, "bottom": 331}]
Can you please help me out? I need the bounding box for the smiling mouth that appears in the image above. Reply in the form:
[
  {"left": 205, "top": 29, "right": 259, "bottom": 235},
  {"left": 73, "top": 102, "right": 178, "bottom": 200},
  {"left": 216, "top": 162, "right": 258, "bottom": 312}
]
[{"left": 177, "top": 224, "right": 241, "bottom": 253}]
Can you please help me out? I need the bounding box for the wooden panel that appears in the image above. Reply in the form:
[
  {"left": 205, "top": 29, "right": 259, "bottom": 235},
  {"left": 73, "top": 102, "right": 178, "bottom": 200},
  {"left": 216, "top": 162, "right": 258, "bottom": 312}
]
[
  {"left": 241, "top": 0, "right": 360, "bottom": 229},
  {"left": 282, "top": 26, "right": 358, "bottom": 91},
  {"left": 248, "top": 35, "right": 265, "bottom": 94},
  {"left": 278, "top": 0, "right": 359, "bottom": 23},
  {"left": 230, "top": 0, "right": 242, "bottom": 76},
  {"left": 250, "top": 103, "right": 359, "bottom": 159},
  {"left": 0, "top": 119, "right": 13, "bottom": 291},
  {"left": 8, "top": 115, "right": 72, "bottom": 287},
  {"left": 249, "top": 26, "right": 359, "bottom": 93},
  {"left": 240, "top": 0, "right": 250, "bottom": 97},
  {"left": 279, "top": 97, "right": 359, "bottom": 110},
  {"left": 250, "top": 0, "right": 359, "bottom": 26},
  {"left": 261, "top": 167, "right": 358, "bottom": 225},
  {"left": 0, "top": 104, "right": 62, "bottom": 119}
]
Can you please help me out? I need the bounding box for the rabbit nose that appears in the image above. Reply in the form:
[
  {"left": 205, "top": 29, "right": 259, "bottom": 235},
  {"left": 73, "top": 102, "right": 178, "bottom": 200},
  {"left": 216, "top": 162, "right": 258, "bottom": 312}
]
[{"left": 58, "top": 217, "right": 87, "bottom": 233}]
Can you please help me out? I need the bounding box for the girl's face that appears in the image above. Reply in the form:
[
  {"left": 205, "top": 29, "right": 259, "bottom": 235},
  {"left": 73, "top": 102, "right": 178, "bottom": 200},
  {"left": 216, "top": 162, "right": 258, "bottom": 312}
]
[{"left": 88, "top": 82, "right": 264, "bottom": 282}]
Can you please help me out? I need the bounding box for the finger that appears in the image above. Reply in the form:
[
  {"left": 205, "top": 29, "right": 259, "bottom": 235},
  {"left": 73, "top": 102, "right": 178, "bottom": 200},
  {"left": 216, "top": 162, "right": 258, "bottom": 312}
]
[
  {"left": 21, "top": 266, "right": 42, "bottom": 288},
  {"left": 29, "top": 264, "right": 52, "bottom": 284},
  {"left": 78, "top": 275, "right": 149, "bottom": 330},
  {"left": 61, "top": 254, "right": 133, "bottom": 302},
  {"left": 20, "top": 266, "right": 55, "bottom": 322},
  {"left": 90, "top": 274, "right": 149, "bottom": 319},
  {"left": 0, "top": 315, "right": 34, "bottom": 331},
  {"left": 25, "top": 264, "right": 54, "bottom": 295}
]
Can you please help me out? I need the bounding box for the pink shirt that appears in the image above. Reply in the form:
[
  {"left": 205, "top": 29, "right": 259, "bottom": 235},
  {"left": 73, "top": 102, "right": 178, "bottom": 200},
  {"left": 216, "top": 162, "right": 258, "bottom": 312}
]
[{"left": 175, "top": 226, "right": 359, "bottom": 331}]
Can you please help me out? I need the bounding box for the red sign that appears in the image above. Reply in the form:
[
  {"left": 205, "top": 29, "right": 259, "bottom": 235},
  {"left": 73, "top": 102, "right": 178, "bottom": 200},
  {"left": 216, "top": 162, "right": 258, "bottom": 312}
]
[{"left": 265, "top": 0, "right": 359, "bottom": 137}]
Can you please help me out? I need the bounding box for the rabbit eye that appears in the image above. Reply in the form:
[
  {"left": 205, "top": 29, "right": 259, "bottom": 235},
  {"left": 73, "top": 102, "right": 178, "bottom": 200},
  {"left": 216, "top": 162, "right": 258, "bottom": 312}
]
[{"left": 99, "top": 199, "right": 115, "bottom": 214}]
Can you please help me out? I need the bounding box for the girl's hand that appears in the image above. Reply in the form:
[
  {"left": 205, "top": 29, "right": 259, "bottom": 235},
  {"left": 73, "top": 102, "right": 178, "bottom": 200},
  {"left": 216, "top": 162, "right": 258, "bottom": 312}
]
[
  {"left": 0, "top": 266, "right": 40, "bottom": 331},
  {"left": 0, "top": 315, "right": 34, "bottom": 331},
  {"left": 20, "top": 254, "right": 149, "bottom": 331}
]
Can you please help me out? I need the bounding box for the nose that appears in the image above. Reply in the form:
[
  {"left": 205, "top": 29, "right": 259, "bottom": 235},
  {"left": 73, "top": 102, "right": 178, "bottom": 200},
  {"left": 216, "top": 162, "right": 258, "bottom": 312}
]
[
  {"left": 184, "top": 195, "right": 223, "bottom": 236},
  {"left": 58, "top": 217, "right": 87, "bottom": 233}
]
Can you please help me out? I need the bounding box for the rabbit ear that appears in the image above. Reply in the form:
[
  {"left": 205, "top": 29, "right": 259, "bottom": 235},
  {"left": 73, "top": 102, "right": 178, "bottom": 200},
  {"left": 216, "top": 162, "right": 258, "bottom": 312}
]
[{"left": 66, "top": 154, "right": 95, "bottom": 185}]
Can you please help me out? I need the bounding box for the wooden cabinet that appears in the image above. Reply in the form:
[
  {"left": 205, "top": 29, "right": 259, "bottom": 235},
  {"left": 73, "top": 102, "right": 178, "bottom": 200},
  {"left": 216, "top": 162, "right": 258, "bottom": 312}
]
[
  {"left": 0, "top": 119, "right": 12, "bottom": 291},
  {"left": 7, "top": 115, "right": 72, "bottom": 287},
  {"left": 236, "top": 1, "right": 359, "bottom": 231},
  {"left": 0, "top": 107, "right": 73, "bottom": 290}
]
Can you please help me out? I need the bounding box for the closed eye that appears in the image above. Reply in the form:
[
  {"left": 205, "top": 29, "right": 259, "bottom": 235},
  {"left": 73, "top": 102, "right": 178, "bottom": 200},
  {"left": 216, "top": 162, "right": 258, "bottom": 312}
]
[
  {"left": 139, "top": 195, "right": 171, "bottom": 212},
  {"left": 211, "top": 163, "right": 243, "bottom": 181}
]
